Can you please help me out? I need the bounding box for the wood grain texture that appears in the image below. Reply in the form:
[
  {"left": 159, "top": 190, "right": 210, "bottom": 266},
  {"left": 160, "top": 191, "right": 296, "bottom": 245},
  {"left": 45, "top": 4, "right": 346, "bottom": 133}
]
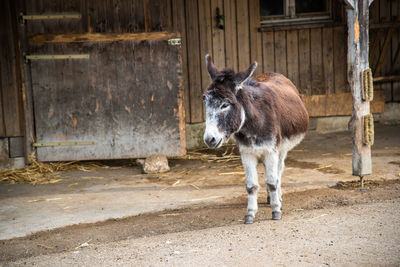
[
  {"left": 379, "top": 0, "right": 392, "bottom": 101},
  {"left": 224, "top": 0, "right": 238, "bottom": 70},
  {"left": 302, "top": 91, "right": 385, "bottom": 117},
  {"left": 211, "top": 0, "right": 226, "bottom": 70},
  {"left": 286, "top": 30, "right": 299, "bottom": 87},
  {"left": 30, "top": 32, "right": 181, "bottom": 44},
  {"left": 185, "top": 0, "right": 202, "bottom": 123},
  {"left": 248, "top": 0, "right": 262, "bottom": 76},
  {"left": 261, "top": 31, "right": 275, "bottom": 73},
  {"left": 310, "top": 28, "right": 323, "bottom": 95},
  {"left": 172, "top": 0, "right": 190, "bottom": 122},
  {"left": 199, "top": 0, "right": 213, "bottom": 117},
  {"left": 0, "top": 0, "right": 24, "bottom": 137},
  {"left": 25, "top": 0, "right": 87, "bottom": 35},
  {"left": 322, "top": 27, "right": 334, "bottom": 94},
  {"left": 298, "top": 29, "right": 312, "bottom": 95},
  {"left": 236, "top": 0, "right": 250, "bottom": 71},
  {"left": 392, "top": 0, "right": 400, "bottom": 101},
  {"left": 30, "top": 40, "right": 185, "bottom": 161},
  {"left": 333, "top": 26, "right": 347, "bottom": 93},
  {"left": 274, "top": 30, "right": 287, "bottom": 76}
]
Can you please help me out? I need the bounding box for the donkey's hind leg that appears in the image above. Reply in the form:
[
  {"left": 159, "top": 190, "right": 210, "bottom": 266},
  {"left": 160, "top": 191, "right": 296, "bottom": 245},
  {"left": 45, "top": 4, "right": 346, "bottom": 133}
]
[
  {"left": 277, "top": 150, "right": 288, "bottom": 204},
  {"left": 264, "top": 150, "right": 282, "bottom": 220},
  {"left": 241, "top": 152, "right": 260, "bottom": 224}
]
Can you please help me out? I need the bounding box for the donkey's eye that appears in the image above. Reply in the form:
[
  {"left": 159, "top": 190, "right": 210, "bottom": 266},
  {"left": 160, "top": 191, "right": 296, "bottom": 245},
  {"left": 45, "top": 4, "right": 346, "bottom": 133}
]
[{"left": 220, "top": 103, "right": 230, "bottom": 110}]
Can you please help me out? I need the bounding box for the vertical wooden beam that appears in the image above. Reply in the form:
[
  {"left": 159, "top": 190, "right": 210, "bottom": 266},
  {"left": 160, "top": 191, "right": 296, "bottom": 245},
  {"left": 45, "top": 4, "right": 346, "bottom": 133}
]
[
  {"left": 224, "top": 0, "right": 238, "bottom": 70},
  {"left": 346, "top": 0, "right": 373, "bottom": 178},
  {"left": 185, "top": 0, "right": 202, "bottom": 123},
  {"left": 172, "top": 0, "right": 190, "bottom": 123},
  {"left": 261, "top": 31, "right": 275, "bottom": 73},
  {"left": 248, "top": 0, "right": 262, "bottom": 76},
  {"left": 14, "top": 0, "right": 36, "bottom": 163},
  {"left": 236, "top": 0, "right": 250, "bottom": 71}
]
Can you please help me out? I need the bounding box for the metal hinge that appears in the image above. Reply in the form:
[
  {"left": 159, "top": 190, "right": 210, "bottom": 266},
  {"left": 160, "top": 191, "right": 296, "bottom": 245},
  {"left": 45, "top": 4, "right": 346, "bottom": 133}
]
[
  {"left": 20, "top": 12, "right": 82, "bottom": 24},
  {"left": 168, "top": 38, "right": 181, "bottom": 46},
  {"left": 33, "top": 141, "right": 95, "bottom": 147},
  {"left": 25, "top": 54, "right": 90, "bottom": 63}
]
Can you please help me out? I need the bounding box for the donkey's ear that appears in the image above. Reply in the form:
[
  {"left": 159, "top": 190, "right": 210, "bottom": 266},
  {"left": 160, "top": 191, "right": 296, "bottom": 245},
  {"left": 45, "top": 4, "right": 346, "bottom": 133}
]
[
  {"left": 205, "top": 54, "right": 218, "bottom": 80},
  {"left": 233, "top": 62, "right": 258, "bottom": 92}
]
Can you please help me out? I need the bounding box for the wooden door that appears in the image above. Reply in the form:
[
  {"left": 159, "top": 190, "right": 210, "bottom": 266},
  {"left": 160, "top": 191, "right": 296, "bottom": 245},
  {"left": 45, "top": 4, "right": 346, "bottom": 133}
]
[{"left": 28, "top": 35, "right": 185, "bottom": 161}]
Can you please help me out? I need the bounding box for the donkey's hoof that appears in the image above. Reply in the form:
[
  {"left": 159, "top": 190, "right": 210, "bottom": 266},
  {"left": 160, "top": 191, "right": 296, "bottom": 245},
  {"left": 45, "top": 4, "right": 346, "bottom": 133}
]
[
  {"left": 266, "top": 195, "right": 271, "bottom": 205},
  {"left": 272, "top": 211, "right": 282, "bottom": 220},
  {"left": 244, "top": 214, "right": 254, "bottom": 224}
]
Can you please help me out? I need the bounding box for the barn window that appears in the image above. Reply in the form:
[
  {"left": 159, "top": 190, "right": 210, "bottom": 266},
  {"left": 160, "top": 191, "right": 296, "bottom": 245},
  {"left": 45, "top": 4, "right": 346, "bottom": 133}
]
[{"left": 260, "top": 0, "right": 331, "bottom": 27}]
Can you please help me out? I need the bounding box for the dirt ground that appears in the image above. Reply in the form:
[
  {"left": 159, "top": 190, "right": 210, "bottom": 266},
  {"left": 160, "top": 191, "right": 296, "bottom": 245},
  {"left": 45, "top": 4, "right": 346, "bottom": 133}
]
[
  {"left": 2, "top": 180, "right": 400, "bottom": 266},
  {"left": 1, "top": 125, "right": 400, "bottom": 265}
]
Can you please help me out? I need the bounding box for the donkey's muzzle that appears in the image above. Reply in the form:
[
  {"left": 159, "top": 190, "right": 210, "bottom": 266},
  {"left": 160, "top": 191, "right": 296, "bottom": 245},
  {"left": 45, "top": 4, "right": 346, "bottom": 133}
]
[{"left": 204, "top": 135, "right": 221, "bottom": 149}]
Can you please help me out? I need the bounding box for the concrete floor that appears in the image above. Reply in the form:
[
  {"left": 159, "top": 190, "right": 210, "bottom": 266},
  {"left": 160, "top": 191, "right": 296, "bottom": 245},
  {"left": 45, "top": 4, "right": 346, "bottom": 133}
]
[{"left": 0, "top": 124, "right": 399, "bottom": 240}]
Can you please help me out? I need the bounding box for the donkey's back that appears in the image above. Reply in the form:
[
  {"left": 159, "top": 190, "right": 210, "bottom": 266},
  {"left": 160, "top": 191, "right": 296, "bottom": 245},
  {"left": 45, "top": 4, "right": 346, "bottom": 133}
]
[{"left": 256, "top": 72, "right": 309, "bottom": 140}]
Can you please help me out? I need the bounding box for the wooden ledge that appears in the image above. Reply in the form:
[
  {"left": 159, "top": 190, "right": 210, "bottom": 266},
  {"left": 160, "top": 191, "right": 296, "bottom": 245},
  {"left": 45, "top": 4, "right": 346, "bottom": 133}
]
[
  {"left": 29, "top": 31, "right": 181, "bottom": 44},
  {"left": 302, "top": 91, "right": 385, "bottom": 117}
]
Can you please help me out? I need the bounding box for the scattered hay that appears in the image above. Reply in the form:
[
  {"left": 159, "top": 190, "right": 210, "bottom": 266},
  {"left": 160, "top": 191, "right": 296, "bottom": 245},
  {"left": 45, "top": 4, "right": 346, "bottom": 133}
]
[
  {"left": 0, "top": 155, "right": 127, "bottom": 185},
  {"left": 334, "top": 179, "right": 380, "bottom": 190},
  {"left": 172, "top": 145, "right": 241, "bottom": 163}
]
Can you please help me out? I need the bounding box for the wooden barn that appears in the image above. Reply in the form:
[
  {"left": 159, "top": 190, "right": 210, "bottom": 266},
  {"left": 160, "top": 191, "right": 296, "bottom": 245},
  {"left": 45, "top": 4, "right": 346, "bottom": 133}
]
[{"left": 0, "top": 0, "right": 398, "bottom": 168}]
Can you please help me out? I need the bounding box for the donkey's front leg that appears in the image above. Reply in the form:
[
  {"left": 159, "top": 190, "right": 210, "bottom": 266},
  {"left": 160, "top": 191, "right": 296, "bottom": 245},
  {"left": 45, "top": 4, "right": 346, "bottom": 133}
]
[
  {"left": 264, "top": 150, "right": 282, "bottom": 220},
  {"left": 241, "top": 152, "right": 259, "bottom": 224}
]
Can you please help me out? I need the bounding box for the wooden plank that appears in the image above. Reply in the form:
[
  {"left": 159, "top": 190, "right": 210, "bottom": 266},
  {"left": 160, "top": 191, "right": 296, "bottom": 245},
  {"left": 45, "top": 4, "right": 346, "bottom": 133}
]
[
  {"left": 0, "top": 0, "right": 24, "bottom": 137},
  {"left": 310, "top": 28, "right": 324, "bottom": 95},
  {"left": 211, "top": 0, "right": 226, "bottom": 69},
  {"left": 322, "top": 27, "right": 334, "bottom": 94},
  {"left": 333, "top": 26, "right": 347, "bottom": 93},
  {"left": 392, "top": 0, "right": 400, "bottom": 101},
  {"left": 0, "top": 59, "right": 5, "bottom": 137},
  {"left": 249, "top": 0, "right": 262, "bottom": 76},
  {"left": 302, "top": 91, "right": 385, "bottom": 117},
  {"left": 224, "top": 0, "right": 238, "bottom": 70},
  {"left": 274, "top": 30, "right": 287, "bottom": 76},
  {"left": 236, "top": 0, "right": 250, "bottom": 71},
  {"left": 30, "top": 32, "right": 181, "bottom": 44},
  {"left": 26, "top": 0, "right": 87, "bottom": 35},
  {"left": 199, "top": 0, "right": 213, "bottom": 120},
  {"left": 346, "top": 0, "right": 372, "bottom": 176},
  {"left": 185, "top": 0, "right": 202, "bottom": 123},
  {"left": 14, "top": 0, "right": 36, "bottom": 162},
  {"left": 379, "top": 0, "right": 392, "bottom": 101},
  {"left": 298, "top": 29, "right": 311, "bottom": 95},
  {"left": 88, "top": 0, "right": 145, "bottom": 33},
  {"left": 30, "top": 40, "right": 185, "bottom": 161},
  {"left": 172, "top": 0, "right": 190, "bottom": 123},
  {"left": 261, "top": 31, "right": 275, "bottom": 73},
  {"left": 286, "top": 30, "right": 299, "bottom": 87}
]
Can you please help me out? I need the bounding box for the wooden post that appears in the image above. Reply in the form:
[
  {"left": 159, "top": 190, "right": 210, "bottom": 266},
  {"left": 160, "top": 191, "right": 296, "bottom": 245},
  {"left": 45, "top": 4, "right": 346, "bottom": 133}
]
[
  {"left": 344, "top": 0, "right": 374, "bottom": 181},
  {"left": 13, "top": 0, "right": 36, "bottom": 164}
]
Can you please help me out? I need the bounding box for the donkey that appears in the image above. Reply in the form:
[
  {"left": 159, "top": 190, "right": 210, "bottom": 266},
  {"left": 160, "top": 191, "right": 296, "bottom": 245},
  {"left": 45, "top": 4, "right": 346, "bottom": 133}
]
[{"left": 203, "top": 55, "right": 309, "bottom": 224}]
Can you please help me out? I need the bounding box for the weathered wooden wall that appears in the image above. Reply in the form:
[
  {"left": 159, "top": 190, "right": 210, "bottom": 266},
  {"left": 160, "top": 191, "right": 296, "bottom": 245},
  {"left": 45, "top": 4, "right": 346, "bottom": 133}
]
[
  {"left": 177, "top": 0, "right": 398, "bottom": 123},
  {"left": 175, "top": 0, "right": 350, "bottom": 123},
  {"left": 1, "top": 0, "right": 398, "bottom": 135},
  {"left": 369, "top": 0, "right": 400, "bottom": 102},
  {"left": 0, "top": 0, "right": 24, "bottom": 137}
]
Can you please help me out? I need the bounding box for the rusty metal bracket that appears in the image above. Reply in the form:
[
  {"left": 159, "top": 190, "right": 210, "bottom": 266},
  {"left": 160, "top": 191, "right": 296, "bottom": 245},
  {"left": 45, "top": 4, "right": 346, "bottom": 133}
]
[
  {"left": 168, "top": 38, "right": 181, "bottom": 46},
  {"left": 20, "top": 12, "right": 81, "bottom": 24},
  {"left": 33, "top": 141, "right": 94, "bottom": 147}
]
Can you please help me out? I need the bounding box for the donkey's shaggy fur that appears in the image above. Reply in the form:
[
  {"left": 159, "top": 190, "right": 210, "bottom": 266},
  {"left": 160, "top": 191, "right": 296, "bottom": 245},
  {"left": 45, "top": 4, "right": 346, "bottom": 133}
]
[{"left": 203, "top": 55, "right": 309, "bottom": 223}]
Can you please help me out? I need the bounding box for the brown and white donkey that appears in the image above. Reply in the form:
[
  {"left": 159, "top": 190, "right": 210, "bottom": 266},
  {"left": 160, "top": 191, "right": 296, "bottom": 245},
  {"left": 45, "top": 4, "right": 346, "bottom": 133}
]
[{"left": 203, "top": 55, "right": 309, "bottom": 224}]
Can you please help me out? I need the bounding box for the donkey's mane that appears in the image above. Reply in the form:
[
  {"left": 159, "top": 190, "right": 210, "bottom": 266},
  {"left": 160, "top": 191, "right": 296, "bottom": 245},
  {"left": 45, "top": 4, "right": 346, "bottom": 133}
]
[{"left": 213, "top": 68, "right": 258, "bottom": 87}]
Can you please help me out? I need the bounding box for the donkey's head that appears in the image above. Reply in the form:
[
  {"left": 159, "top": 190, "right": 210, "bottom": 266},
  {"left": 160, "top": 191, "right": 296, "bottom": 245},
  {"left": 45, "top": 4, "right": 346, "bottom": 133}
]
[{"left": 203, "top": 54, "right": 257, "bottom": 148}]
